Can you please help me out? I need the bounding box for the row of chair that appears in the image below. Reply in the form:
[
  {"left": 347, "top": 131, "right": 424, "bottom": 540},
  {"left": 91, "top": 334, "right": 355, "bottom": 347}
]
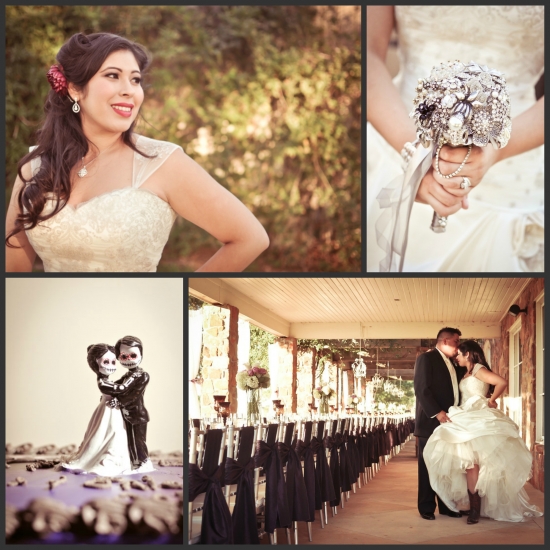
[{"left": 188, "top": 414, "right": 414, "bottom": 544}]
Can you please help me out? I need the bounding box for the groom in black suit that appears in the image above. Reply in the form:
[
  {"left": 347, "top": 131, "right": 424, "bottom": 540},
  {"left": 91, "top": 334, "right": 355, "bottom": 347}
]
[{"left": 414, "top": 327, "right": 466, "bottom": 520}]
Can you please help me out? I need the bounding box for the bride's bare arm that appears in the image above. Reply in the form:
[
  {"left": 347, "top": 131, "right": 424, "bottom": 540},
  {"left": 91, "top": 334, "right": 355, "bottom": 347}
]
[
  {"left": 155, "top": 148, "right": 269, "bottom": 272},
  {"left": 497, "top": 95, "right": 544, "bottom": 161},
  {"left": 475, "top": 367, "right": 508, "bottom": 405},
  {"left": 367, "top": 6, "right": 464, "bottom": 217},
  {"left": 366, "top": 6, "right": 417, "bottom": 152}
]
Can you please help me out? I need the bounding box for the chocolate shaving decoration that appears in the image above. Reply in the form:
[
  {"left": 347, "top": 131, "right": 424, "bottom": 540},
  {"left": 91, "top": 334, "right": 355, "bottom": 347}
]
[
  {"left": 158, "top": 458, "right": 184, "bottom": 467},
  {"left": 14, "top": 443, "right": 33, "bottom": 455},
  {"left": 36, "top": 444, "right": 57, "bottom": 455},
  {"left": 6, "top": 505, "right": 20, "bottom": 538},
  {"left": 48, "top": 476, "right": 67, "bottom": 490},
  {"left": 160, "top": 480, "right": 183, "bottom": 490},
  {"left": 26, "top": 459, "right": 57, "bottom": 472},
  {"left": 142, "top": 475, "right": 157, "bottom": 490},
  {"left": 83, "top": 477, "right": 112, "bottom": 489},
  {"left": 22, "top": 497, "right": 79, "bottom": 537},
  {"left": 128, "top": 496, "right": 181, "bottom": 534},
  {"left": 7, "top": 476, "right": 27, "bottom": 486},
  {"left": 58, "top": 444, "right": 77, "bottom": 455},
  {"left": 81, "top": 498, "right": 128, "bottom": 535},
  {"left": 129, "top": 480, "right": 148, "bottom": 491}
]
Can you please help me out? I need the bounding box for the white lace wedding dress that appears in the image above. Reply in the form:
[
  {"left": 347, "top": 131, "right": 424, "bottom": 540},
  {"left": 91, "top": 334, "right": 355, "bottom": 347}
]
[
  {"left": 367, "top": 6, "right": 544, "bottom": 272},
  {"left": 61, "top": 394, "right": 132, "bottom": 476},
  {"left": 25, "top": 135, "right": 181, "bottom": 272},
  {"left": 423, "top": 364, "right": 543, "bottom": 522}
]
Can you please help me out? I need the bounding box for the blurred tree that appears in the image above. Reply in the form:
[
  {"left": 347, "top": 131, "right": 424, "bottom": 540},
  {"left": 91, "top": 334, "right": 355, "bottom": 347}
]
[
  {"left": 249, "top": 324, "right": 276, "bottom": 371},
  {"left": 6, "top": 5, "right": 361, "bottom": 272}
]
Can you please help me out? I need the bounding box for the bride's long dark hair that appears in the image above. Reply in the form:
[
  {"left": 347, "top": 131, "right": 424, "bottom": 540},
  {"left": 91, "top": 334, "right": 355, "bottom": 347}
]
[
  {"left": 458, "top": 340, "right": 495, "bottom": 395},
  {"left": 6, "top": 33, "right": 153, "bottom": 246}
]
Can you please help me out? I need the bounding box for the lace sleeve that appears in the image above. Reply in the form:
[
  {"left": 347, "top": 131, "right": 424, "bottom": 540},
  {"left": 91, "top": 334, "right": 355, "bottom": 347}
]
[
  {"left": 29, "top": 146, "right": 41, "bottom": 182},
  {"left": 132, "top": 135, "right": 183, "bottom": 189}
]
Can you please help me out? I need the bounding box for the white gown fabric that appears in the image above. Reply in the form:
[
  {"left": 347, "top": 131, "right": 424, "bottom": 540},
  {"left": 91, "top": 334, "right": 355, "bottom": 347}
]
[
  {"left": 61, "top": 394, "right": 132, "bottom": 476},
  {"left": 424, "top": 364, "right": 543, "bottom": 522},
  {"left": 367, "top": 6, "right": 544, "bottom": 272},
  {"left": 25, "top": 135, "right": 181, "bottom": 272}
]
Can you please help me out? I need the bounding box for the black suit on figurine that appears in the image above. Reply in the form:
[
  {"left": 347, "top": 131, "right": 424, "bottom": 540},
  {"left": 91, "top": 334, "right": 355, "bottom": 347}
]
[
  {"left": 99, "top": 367, "right": 150, "bottom": 468},
  {"left": 414, "top": 349, "right": 466, "bottom": 516}
]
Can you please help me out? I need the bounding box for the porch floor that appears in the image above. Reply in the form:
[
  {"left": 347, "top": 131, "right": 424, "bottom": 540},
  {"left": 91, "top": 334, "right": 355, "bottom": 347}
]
[{"left": 265, "top": 439, "right": 544, "bottom": 545}]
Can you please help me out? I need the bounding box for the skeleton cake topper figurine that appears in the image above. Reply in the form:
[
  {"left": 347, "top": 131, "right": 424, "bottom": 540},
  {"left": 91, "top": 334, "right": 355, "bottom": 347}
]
[
  {"left": 61, "top": 343, "right": 133, "bottom": 476},
  {"left": 99, "top": 336, "right": 154, "bottom": 474}
]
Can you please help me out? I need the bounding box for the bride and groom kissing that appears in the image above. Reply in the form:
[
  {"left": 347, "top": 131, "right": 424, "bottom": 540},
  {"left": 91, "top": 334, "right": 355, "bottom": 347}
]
[
  {"left": 61, "top": 335, "right": 154, "bottom": 476},
  {"left": 414, "top": 327, "right": 542, "bottom": 524}
]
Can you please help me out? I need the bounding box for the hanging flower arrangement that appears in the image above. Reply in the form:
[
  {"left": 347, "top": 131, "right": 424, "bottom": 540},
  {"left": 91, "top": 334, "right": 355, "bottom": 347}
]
[{"left": 313, "top": 385, "right": 335, "bottom": 414}]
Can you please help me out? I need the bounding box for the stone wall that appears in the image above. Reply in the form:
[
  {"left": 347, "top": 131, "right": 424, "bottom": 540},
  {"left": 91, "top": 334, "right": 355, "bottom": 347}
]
[
  {"left": 200, "top": 304, "right": 239, "bottom": 416},
  {"left": 297, "top": 349, "right": 314, "bottom": 416},
  {"left": 480, "top": 278, "right": 544, "bottom": 491},
  {"left": 274, "top": 338, "right": 297, "bottom": 413}
]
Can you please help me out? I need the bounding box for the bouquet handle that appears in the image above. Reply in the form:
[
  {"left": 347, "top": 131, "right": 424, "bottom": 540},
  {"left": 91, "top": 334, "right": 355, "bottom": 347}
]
[{"left": 375, "top": 143, "right": 434, "bottom": 272}]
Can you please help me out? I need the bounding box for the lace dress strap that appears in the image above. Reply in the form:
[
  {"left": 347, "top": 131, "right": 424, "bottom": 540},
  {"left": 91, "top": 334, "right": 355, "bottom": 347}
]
[
  {"left": 132, "top": 135, "right": 182, "bottom": 189},
  {"left": 28, "top": 146, "right": 41, "bottom": 182},
  {"left": 471, "top": 363, "right": 485, "bottom": 377}
]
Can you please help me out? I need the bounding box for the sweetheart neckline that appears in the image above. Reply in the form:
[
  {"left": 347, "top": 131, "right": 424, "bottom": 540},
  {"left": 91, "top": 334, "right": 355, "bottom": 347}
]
[{"left": 60, "top": 187, "right": 172, "bottom": 211}]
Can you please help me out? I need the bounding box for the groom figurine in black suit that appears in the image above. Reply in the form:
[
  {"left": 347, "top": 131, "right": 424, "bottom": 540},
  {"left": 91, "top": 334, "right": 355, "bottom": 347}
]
[
  {"left": 414, "top": 327, "right": 466, "bottom": 520},
  {"left": 99, "top": 335, "right": 154, "bottom": 474}
]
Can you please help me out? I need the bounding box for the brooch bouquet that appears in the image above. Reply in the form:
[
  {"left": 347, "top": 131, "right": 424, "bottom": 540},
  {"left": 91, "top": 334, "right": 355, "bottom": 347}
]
[{"left": 376, "top": 60, "right": 511, "bottom": 271}]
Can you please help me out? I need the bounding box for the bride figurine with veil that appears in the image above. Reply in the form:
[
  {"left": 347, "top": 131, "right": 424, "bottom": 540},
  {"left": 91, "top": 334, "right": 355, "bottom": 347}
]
[{"left": 367, "top": 6, "right": 544, "bottom": 272}]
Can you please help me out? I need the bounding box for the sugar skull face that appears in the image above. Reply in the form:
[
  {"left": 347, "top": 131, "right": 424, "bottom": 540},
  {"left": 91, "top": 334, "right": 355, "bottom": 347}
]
[
  {"left": 97, "top": 350, "right": 117, "bottom": 376},
  {"left": 118, "top": 344, "right": 142, "bottom": 369}
]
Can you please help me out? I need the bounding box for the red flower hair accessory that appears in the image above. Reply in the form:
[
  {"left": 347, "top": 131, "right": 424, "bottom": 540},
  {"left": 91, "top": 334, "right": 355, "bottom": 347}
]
[{"left": 46, "top": 64, "right": 68, "bottom": 96}]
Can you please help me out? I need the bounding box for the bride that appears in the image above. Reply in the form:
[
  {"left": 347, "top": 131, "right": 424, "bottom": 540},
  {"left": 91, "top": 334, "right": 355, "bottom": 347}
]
[
  {"left": 423, "top": 340, "right": 543, "bottom": 523},
  {"left": 5, "top": 32, "right": 269, "bottom": 272},
  {"left": 367, "top": 6, "right": 544, "bottom": 272},
  {"left": 61, "top": 343, "right": 132, "bottom": 476}
]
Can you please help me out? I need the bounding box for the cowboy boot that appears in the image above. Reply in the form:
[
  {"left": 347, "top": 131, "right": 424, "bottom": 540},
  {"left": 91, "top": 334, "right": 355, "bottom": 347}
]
[{"left": 467, "top": 490, "right": 481, "bottom": 524}]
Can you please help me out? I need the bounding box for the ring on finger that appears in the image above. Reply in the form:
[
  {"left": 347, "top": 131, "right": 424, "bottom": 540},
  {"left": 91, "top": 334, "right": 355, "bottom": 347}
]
[{"left": 460, "top": 176, "right": 472, "bottom": 189}]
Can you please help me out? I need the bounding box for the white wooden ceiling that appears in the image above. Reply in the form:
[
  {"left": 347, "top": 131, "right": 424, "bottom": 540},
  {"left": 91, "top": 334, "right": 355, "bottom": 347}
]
[{"left": 189, "top": 278, "right": 534, "bottom": 338}]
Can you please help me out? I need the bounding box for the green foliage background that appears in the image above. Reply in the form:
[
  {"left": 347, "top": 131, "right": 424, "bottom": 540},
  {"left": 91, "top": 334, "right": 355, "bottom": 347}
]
[
  {"left": 6, "top": 5, "right": 361, "bottom": 272},
  {"left": 248, "top": 324, "right": 276, "bottom": 371},
  {"left": 374, "top": 380, "right": 415, "bottom": 410}
]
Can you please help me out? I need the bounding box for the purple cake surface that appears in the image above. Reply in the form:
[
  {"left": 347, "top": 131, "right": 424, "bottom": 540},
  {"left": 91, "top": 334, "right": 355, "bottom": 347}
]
[{"left": 5, "top": 455, "right": 183, "bottom": 544}]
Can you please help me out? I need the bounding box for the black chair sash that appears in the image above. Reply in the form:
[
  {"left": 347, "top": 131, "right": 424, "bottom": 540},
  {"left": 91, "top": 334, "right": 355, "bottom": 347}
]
[
  {"left": 324, "top": 435, "right": 342, "bottom": 506},
  {"left": 311, "top": 436, "right": 335, "bottom": 506},
  {"left": 189, "top": 462, "right": 233, "bottom": 544},
  {"left": 295, "top": 439, "right": 317, "bottom": 520},
  {"left": 225, "top": 456, "right": 259, "bottom": 544},
  {"left": 336, "top": 433, "right": 353, "bottom": 492},
  {"left": 255, "top": 440, "right": 291, "bottom": 533},
  {"left": 279, "top": 442, "right": 311, "bottom": 522},
  {"left": 347, "top": 433, "right": 360, "bottom": 482},
  {"left": 356, "top": 431, "right": 366, "bottom": 472}
]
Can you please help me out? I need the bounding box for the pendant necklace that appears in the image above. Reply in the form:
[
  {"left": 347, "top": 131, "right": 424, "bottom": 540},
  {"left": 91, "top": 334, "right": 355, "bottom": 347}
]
[{"left": 77, "top": 141, "right": 119, "bottom": 178}]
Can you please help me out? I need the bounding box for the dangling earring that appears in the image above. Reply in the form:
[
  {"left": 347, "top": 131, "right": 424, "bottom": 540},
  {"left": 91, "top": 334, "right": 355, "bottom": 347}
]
[{"left": 72, "top": 98, "right": 80, "bottom": 113}]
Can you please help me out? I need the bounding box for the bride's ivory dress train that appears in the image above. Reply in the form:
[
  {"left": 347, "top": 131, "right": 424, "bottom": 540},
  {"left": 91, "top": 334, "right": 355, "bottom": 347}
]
[
  {"left": 423, "top": 364, "right": 543, "bottom": 522},
  {"left": 367, "top": 6, "right": 544, "bottom": 272},
  {"left": 61, "top": 394, "right": 132, "bottom": 476}
]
